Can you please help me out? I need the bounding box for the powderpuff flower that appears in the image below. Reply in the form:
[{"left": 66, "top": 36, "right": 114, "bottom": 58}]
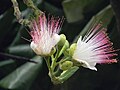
[
  {"left": 30, "top": 13, "right": 63, "bottom": 56},
  {"left": 72, "top": 24, "right": 117, "bottom": 71}
]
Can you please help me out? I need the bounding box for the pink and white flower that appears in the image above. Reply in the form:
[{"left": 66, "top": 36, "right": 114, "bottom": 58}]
[
  {"left": 30, "top": 13, "right": 63, "bottom": 56},
  {"left": 72, "top": 24, "right": 117, "bottom": 71}
]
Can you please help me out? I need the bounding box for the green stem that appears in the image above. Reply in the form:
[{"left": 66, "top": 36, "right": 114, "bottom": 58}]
[
  {"left": 51, "top": 49, "right": 59, "bottom": 72},
  {"left": 51, "top": 43, "right": 69, "bottom": 74},
  {"left": 44, "top": 57, "right": 52, "bottom": 75},
  {"left": 44, "top": 57, "right": 62, "bottom": 84},
  {"left": 59, "top": 57, "right": 71, "bottom": 64}
]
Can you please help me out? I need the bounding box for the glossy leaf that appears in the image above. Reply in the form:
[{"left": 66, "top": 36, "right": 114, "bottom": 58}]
[
  {"left": 8, "top": 44, "right": 35, "bottom": 58},
  {"left": 0, "top": 60, "right": 17, "bottom": 79},
  {"left": 0, "top": 60, "right": 15, "bottom": 68},
  {"left": 0, "top": 9, "right": 18, "bottom": 49},
  {"left": 0, "top": 56, "right": 43, "bottom": 90},
  {"left": 62, "top": 0, "right": 106, "bottom": 23}
]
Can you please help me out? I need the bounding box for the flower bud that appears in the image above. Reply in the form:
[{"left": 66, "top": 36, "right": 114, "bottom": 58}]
[
  {"left": 58, "top": 34, "right": 66, "bottom": 47},
  {"left": 64, "top": 40, "right": 69, "bottom": 49},
  {"left": 69, "top": 43, "right": 77, "bottom": 56},
  {"left": 59, "top": 61, "right": 73, "bottom": 71}
]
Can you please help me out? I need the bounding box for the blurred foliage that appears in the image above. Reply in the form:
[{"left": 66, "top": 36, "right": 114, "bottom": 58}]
[
  {"left": 0, "top": 56, "right": 43, "bottom": 90},
  {"left": 0, "top": 0, "right": 120, "bottom": 90},
  {"left": 62, "top": 0, "right": 108, "bottom": 23}
]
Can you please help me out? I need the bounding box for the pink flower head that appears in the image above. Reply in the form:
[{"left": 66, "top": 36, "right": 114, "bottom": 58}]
[
  {"left": 72, "top": 23, "right": 117, "bottom": 71},
  {"left": 30, "top": 13, "right": 63, "bottom": 56}
]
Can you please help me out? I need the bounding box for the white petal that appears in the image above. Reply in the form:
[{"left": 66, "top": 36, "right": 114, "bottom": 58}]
[
  {"left": 30, "top": 41, "right": 37, "bottom": 51},
  {"left": 74, "top": 58, "right": 97, "bottom": 71},
  {"left": 30, "top": 41, "right": 42, "bottom": 55},
  {"left": 52, "top": 34, "right": 60, "bottom": 44}
]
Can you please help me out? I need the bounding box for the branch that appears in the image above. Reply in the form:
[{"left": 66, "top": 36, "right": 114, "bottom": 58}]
[
  {"left": 0, "top": 52, "right": 37, "bottom": 63},
  {"left": 11, "top": 0, "right": 30, "bottom": 27},
  {"left": 23, "top": 0, "right": 43, "bottom": 17}
]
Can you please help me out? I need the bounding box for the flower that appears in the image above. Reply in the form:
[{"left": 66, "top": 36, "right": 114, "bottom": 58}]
[
  {"left": 72, "top": 24, "right": 117, "bottom": 71},
  {"left": 30, "top": 13, "right": 63, "bottom": 56}
]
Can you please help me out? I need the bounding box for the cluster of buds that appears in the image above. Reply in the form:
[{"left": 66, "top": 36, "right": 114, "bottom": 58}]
[{"left": 29, "top": 13, "right": 117, "bottom": 84}]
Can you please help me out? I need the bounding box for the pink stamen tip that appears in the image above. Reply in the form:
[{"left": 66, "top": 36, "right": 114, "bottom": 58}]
[
  {"left": 73, "top": 23, "right": 118, "bottom": 70},
  {"left": 102, "top": 59, "right": 117, "bottom": 64}
]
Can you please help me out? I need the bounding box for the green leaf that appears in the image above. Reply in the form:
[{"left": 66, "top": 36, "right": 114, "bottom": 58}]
[
  {"left": 0, "top": 10, "right": 14, "bottom": 41},
  {"left": 0, "top": 60, "right": 15, "bottom": 68},
  {"left": 0, "top": 56, "right": 43, "bottom": 90},
  {"left": 8, "top": 44, "right": 35, "bottom": 58},
  {"left": 0, "top": 9, "right": 19, "bottom": 49},
  {"left": 0, "top": 60, "right": 17, "bottom": 79},
  {"left": 74, "top": 5, "right": 114, "bottom": 42},
  {"left": 62, "top": 0, "right": 105, "bottom": 23}
]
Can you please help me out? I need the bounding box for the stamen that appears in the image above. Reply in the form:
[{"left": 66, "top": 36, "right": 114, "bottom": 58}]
[{"left": 21, "top": 37, "right": 32, "bottom": 42}]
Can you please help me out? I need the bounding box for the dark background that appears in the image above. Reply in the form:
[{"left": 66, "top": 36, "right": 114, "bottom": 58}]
[{"left": 0, "top": 0, "right": 120, "bottom": 90}]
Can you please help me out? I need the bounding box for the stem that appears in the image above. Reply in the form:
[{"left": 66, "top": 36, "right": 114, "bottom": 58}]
[
  {"left": 44, "top": 57, "right": 52, "bottom": 74},
  {"left": 51, "top": 49, "right": 59, "bottom": 72},
  {"left": 59, "top": 57, "right": 71, "bottom": 64},
  {"left": 0, "top": 52, "right": 37, "bottom": 63},
  {"left": 51, "top": 41, "right": 69, "bottom": 72},
  {"left": 44, "top": 57, "right": 55, "bottom": 79},
  {"left": 11, "top": 0, "right": 30, "bottom": 27},
  {"left": 44, "top": 57, "right": 62, "bottom": 84},
  {"left": 23, "top": 0, "right": 43, "bottom": 17}
]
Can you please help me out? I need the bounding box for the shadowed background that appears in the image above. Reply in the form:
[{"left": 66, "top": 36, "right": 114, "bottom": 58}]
[{"left": 0, "top": 0, "right": 120, "bottom": 90}]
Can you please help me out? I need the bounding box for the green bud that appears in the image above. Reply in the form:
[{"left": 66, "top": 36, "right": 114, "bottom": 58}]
[
  {"left": 64, "top": 40, "right": 69, "bottom": 49},
  {"left": 60, "top": 61, "right": 73, "bottom": 71},
  {"left": 58, "top": 34, "right": 66, "bottom": 46},
  {"left": 69, "top": 43, "right": 77, "bottom": 56}
]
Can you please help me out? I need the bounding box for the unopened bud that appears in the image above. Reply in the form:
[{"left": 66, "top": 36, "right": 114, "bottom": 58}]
[
  {"left": 64, "top": 40, "right": 69, "bottom": 49},
  {"left": 58, "top": 34, "right": 66, "bottom": 47},
  {"left": 69, "top": 43, "right": 77, "bottom": 56},
  {"left": 60, "top": 61, "right": 73, "bottom": 71}
]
